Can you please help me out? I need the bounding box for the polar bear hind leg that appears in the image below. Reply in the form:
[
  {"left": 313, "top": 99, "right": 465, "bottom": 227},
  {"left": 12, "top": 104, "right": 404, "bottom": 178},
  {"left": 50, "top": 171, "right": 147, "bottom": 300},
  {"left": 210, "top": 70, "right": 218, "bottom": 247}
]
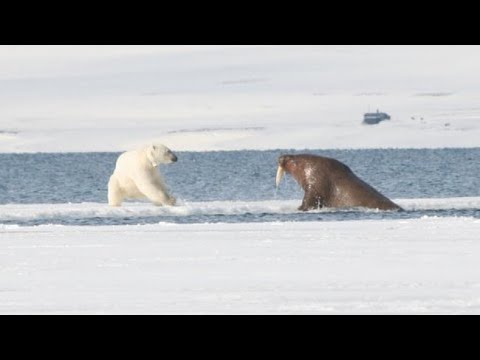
[{"left": 108, "top": 175, "right": 125, "bottom": 207}]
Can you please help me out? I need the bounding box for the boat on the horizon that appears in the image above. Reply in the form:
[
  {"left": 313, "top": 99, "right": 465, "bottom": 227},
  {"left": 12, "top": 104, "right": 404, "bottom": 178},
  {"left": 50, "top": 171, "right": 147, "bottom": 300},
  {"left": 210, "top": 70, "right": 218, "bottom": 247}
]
[{"left": 363, "top": 110, "right": 391, "bottom": 125}]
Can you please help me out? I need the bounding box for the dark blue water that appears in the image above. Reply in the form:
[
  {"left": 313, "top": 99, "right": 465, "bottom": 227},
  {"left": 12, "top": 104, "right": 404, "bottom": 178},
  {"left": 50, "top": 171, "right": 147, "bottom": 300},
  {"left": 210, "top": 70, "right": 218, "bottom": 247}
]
[{"left": 1, "top": 148, "right": 479, "bottom": 225}]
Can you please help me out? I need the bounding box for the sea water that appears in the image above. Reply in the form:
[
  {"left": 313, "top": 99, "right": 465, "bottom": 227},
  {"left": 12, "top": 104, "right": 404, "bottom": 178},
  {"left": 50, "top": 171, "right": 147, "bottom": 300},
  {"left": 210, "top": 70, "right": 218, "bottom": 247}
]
[{"left": 1, "top": 148, "right": 479, "bottom": 226}]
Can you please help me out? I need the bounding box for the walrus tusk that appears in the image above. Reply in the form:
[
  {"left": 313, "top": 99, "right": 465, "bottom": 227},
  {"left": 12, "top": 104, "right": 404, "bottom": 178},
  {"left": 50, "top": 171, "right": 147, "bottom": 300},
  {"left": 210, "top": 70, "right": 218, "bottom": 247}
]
[{"left": 276, "top": 166, "right": 285, "bottom": 188}]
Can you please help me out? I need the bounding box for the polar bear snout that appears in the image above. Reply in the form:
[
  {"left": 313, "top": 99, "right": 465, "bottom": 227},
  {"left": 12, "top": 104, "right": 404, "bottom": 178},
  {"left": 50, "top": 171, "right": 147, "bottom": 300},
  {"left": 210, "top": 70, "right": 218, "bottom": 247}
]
[
  {"left": 163, "top": 151, "right": 177, "bottom": 164},
  {"left": 162, "top": 146, "right": 178, "bottom": 163}
]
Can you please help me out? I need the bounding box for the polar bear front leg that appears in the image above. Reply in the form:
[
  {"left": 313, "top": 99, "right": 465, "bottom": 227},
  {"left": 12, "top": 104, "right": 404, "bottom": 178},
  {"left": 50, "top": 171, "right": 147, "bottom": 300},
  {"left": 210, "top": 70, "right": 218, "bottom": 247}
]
[
  {"left": 135, "top": 178, "right": 174, "bottom": 206},
  {"left": 166, "top": 195, "right": 176, "bottom": 206},
  {"left": 108, "top": 175, "right": 124, "bottom": 207}
]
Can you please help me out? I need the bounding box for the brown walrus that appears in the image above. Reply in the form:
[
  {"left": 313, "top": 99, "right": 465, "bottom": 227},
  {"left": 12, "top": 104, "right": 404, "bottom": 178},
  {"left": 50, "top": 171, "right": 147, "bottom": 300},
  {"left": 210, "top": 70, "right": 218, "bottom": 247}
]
[{"left": 276, "top": 154, "right": 403, "bottom": 211}]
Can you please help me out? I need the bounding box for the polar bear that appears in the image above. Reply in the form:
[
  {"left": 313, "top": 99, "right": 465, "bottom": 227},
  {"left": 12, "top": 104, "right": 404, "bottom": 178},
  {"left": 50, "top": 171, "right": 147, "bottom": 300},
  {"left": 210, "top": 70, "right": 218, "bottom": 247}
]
[{"left": 108, "top": 144, "right": 178, "bottom": 207}]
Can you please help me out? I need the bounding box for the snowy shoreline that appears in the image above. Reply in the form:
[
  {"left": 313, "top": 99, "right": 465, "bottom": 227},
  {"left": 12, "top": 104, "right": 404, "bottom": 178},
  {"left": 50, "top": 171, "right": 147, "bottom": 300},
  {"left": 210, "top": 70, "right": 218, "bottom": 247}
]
[
  {"left": 1, "top": 197, "right": 479, "bottom": 224},
  {"left": 1, "top": 144, "right": 480, "bottom": 155}
]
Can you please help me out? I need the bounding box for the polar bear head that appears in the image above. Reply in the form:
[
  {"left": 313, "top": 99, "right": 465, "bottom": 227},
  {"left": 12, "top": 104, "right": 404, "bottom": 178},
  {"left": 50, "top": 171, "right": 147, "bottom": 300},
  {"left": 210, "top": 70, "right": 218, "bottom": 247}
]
[{"left": 146, "top": 144, "right": 178, "bottom": 167}]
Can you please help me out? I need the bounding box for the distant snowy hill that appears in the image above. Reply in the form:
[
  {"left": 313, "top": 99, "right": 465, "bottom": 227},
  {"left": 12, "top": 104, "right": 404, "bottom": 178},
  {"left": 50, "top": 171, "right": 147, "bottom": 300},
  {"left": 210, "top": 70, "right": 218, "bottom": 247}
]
[{"left": 1, "top": 45, "right": 480, "bottom": 152}]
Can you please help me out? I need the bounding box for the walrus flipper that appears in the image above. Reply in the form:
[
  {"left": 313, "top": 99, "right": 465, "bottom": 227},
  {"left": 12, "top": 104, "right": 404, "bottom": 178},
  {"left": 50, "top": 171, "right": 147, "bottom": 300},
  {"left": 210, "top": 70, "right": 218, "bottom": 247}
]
[{"left": 298, "top": 192, "right": 323, "bottom": 211}]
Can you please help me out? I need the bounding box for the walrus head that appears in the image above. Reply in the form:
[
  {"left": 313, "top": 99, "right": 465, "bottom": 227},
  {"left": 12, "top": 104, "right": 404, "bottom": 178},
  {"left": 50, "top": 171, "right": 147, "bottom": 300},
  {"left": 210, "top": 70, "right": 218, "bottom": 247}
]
[{"left": 276, "top": 155, "right": 297, "bottom": 187}]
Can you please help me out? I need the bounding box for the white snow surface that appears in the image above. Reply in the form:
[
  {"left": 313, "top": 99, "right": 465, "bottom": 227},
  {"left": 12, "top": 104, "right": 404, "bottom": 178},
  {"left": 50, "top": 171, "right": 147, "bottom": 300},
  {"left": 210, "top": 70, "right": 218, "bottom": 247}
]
[
  {"left": 1, "top": 217, "right": 480, "bottom": 314},
  {"left": 1, "top": 45, "right": 480, "bottom": 152}
]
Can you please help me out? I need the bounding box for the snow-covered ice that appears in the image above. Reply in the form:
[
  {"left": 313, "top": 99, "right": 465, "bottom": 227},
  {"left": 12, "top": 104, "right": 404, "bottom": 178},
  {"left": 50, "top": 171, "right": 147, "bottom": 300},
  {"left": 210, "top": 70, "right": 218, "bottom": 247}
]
[
  {"left": 1, "top": 217, "right": 480, "bottom": 314},
  {"left": 1, "top": 45, "right": 480, "bottom": 152}
]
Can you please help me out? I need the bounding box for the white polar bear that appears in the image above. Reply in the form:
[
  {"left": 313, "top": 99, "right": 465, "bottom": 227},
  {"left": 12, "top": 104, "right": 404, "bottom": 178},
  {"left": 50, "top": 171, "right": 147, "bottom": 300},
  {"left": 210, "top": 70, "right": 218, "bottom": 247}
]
[{"left": 108, "top": 144, "right": 178, "bottom": 207}]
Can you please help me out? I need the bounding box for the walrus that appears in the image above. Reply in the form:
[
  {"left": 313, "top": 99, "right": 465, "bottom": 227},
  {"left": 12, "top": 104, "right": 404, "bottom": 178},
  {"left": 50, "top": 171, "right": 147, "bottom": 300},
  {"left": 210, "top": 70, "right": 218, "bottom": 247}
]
[{"left": 276, "top": 154, "right": 403, "bottom": 211}]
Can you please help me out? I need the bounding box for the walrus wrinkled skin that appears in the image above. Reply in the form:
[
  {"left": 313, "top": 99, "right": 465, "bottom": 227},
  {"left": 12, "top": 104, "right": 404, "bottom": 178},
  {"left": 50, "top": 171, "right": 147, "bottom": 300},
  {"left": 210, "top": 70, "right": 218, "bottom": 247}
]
[{"left": 276, "top": 154, "right": 403, "bottom": 211}]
